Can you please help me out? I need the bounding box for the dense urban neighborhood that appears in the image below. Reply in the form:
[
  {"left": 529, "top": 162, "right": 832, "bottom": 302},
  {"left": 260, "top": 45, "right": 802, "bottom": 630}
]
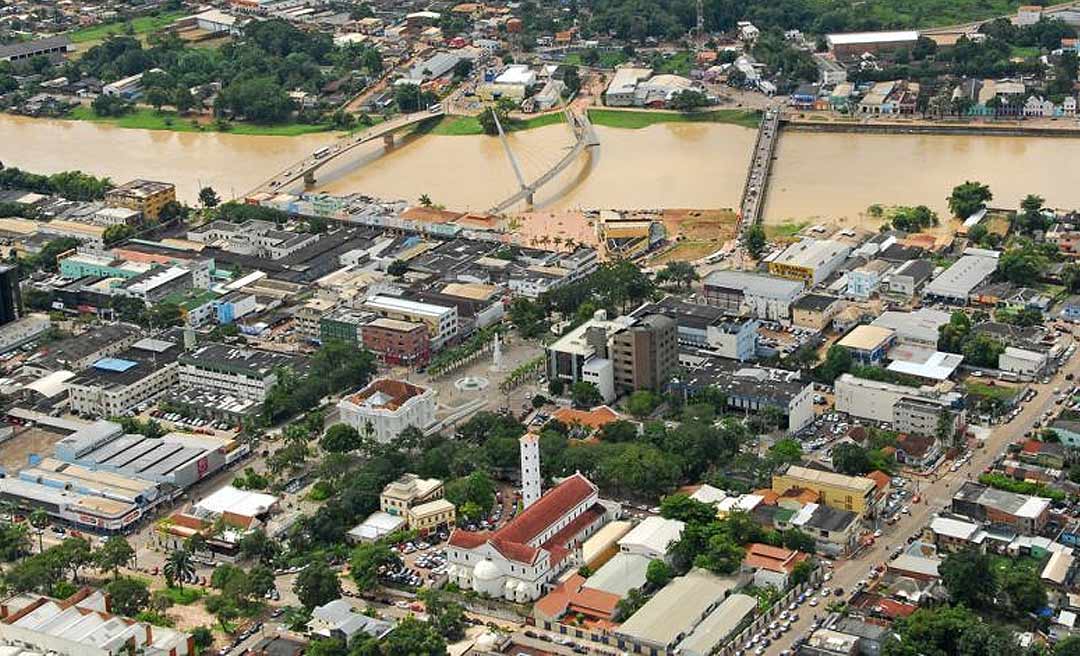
[{"left": 6, "top": 1, "right": 1080, "bottom": 656}]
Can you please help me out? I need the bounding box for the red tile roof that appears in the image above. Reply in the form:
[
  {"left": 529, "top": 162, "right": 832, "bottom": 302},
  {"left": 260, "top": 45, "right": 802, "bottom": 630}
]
[
  {"left": 877, "top": 598, "right": 918, "bottom": 618},
  {"left": 448, "top": 474, "right": 599, "bottom": 565},
  {"left": 866, "top": 470, "right": 890, "bottom": 492},
  {"left": 742, "top": 543, "right": 808, "bottom": 573}
]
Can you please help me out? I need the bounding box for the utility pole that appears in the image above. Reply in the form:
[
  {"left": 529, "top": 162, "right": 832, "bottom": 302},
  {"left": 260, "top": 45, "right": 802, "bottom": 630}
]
[{"left": 696, "top": 0, "right": 705, "bottom": 49}]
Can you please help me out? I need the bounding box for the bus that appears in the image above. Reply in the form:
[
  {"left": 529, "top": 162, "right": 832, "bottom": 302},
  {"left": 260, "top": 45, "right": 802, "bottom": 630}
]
[{"left": 313, "top": 146, "right": 331, "bottom": 159}]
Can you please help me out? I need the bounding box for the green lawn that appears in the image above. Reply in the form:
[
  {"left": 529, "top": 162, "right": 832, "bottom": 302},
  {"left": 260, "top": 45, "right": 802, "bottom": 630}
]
[
  {"left": 766, "top": 221, "right": 809, "bottom": 239},
  {"left": 66, "top": 106, "right": 334, "bottom": 136},
  {"left": 856, "top": 0, "right": 1026, "bottom": 28},
  {"left": 965, "top": 380, "right": 1019, "bottom": 402},
  {"left": 1009, "top": 45, "right": 1041, "bottom": 59},
  {"left": 69, "top": 10, "right": 186, "bottom": 44},
  {"left": 430, "top": 112, "right": 566, "bottom": 136},
  {"left": 588, "top": 108, "right": 761, "bottom": 130},
  {"left": 564, "top": 50, "right": 628, "bottom": 69},
  {"left": 654, "top": 51, "right": 693, "bottom": 76},
  {"left": 156, "top": 586, "right": 204, "bottom": 605}
]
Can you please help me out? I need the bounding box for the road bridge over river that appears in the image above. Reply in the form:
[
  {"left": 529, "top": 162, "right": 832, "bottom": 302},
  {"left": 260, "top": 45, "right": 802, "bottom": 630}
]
[{"left": 247, "top": 108, "right": 445, "bottom": 196}]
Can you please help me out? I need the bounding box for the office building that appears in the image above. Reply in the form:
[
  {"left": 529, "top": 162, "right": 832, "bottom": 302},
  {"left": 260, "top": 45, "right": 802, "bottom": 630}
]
[
  {"left": 834, "top": 373, "right": 965, "bottom": 434},
  {"left": 362, "top": 317, "right": 431, "bottom": 366},
  {"left": 105, "top": 179, "right": 176, "bottom": 222},
  {"left": 678, "top": 354, "right": 814, "bottom": 433},
  {"left": 363, "top": 295, "right": 458, "bottom": 350},
  {"left": 0, "top": 265, "right": 20, "bottom": 326},
  {"left": 378, "top": 473, "right": 455, "bottom": 534},
  {"left": 67, "top": 337, "right": 182, "bottom": 417},
  {"left": 178, "top": 344, "right": 301, "bottom": 402},
  {"left": 609, "top": 314, "right": 678, "bottom": 393},
  {"left": 338, "top": 378, "right": 437, "bottom": 443}
]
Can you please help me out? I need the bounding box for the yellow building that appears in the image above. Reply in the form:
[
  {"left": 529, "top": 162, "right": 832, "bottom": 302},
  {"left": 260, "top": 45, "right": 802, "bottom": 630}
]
[
  {"left": 105, "top": 179, "right": 176, "bottom": 222},
  {"left": 767, "top": 239, "right": 851, "bottom": 286},
  {"left": 407, "top": 499, "right": 456, "bottom": 533},
  {"left": 772, "top": 465, "right": 876, "bottom": 514}
]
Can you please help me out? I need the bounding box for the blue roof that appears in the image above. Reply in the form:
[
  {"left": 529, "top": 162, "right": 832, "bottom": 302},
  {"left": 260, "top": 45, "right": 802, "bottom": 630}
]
[{"left": 92, "top": 357, "right": 138, "bottom": 372}]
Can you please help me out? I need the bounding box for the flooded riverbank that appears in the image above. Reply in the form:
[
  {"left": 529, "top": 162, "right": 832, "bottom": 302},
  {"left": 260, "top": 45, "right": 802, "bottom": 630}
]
[{"left": 0, "top": 114, "right": 336, "bottom": 204}]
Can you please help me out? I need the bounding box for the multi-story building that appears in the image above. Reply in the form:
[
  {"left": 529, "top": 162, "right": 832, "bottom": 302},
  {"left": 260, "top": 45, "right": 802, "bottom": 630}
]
[
  {"left": 772, "top": 465, "right": 879, "bottom": 516},
  {"left": 609, "top": 314, "right": 678, "bottom": 393},
  {"left": 363, "top": 295, "right": 458, "bottom": 350},
  {"left": 792, "top": 294, "right": 844, "bottom": 331},
  {"left": 894, "top": 397, "right": 961, "bottom": 442},
  {"left": 67, "top": 336, "right": 182, "bottom": 417},
  {"left": 297, "top": 298, "right": 336, "bottom": 339},
  {"left": 338, "top": 378, "right": 437, "bottom": 443},
  {"left": 104, "top": 179, "right": 176, "bottom": 222},
  {"left": 847, "top": 260, "right": 892, "bottom": 299},
  {"left": 835, "top": 325, "right": 896, "bottom": 365},
  {"left": 834, "top": 374, "right": 965, "bottom": 434},
  {"left": 178, "top": 344, "right": 301, "bottom": 402},
  {"left": 768, "top": 239, "right": 851, "bottom": 286},
  {"left": 701, "top": 271, "right": 804, "bottom": 322},
  {"left": 952, "top": 481, "right": 1050, "bottom": 535},
  {"left": 362, "top": 317, "right": 431, "bottom": 366},
  {"left": 679, "top": 355, "right": 814, "bottom": 433},
  {"left": 379, "top": 473, "right": 455, "bottom": 534},
  {"left": 118, "top": 266, "right": 193, "bottom": 304},
  {"left": 0, "top": 265, "right": 21, "bottom": 327},
  {"left": 887, "top": 260, "right": 934, "bottom": 298},
  {"left": 320, "top": 309, "right": 369, "bottom": 346}
]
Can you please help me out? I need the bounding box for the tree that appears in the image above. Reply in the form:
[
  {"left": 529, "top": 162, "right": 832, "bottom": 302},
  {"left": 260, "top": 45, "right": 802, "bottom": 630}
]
[
  {"left": 96, "top": 535, "right": 135, "bottom": 580},
  {"left": 163, "top": 548, "right": 195, "bottom": 589},
  {"left": 745, "top": 223, "right": 767, "bottom": 258},
  {"left": 790, "top": 559, "right": 814, "bottom": 586},
  {"left": 815, "top": 345, "right": 852, "bottom": 383},
  {"left": 387, "top": 260, "right": 408, "bottom": 277},
  {"left": 477, "top": 103, "right": 512, "bottom": 135},
  {"left": 199, "top": 186, "right": 220, "bottom": 209},
  {"left": 831, "top": 442, "right": 873, "bottom": 476},
  {"left": 947, "top": 181, "right": 992, "bottom": 219},
  {"left": 418, "top": 590, "right": 466, "bottom": 641},
  {"left": 321, "top": 423, "right": 361, "bottom": 453},
  {"left": 106, "top": 577, "right": 150, "bottom": 616},
  {"left": 614, "top": 588, "right": 647, "bottom": 622},
  {"left": 660, "top": 494, "right": 718, "bottom": 525},
  {"left": 294, "top": 562, "right": 341, "bottom": 609},
  {"left": 657, "top": 261, "right": 699, "bottom": 289},
  {"left": 445, "top": 472, "right": 496, "bottom": 520},
  {"left": 782, "top": 529, "right": 815, "bottom": 553},
  {"left": 191, "top": 627, "right": 214, "bottom": 652},
  {"left": 146, "top": 86, "right": 170, "bottom": 111},
  {"left": 1002, "top": 567, "right": 1046, "bottom": 615},
  {"left": 383, "top": 616, "right": 447, "bottom": 656},
  {"left": 570, "top": 381, "right": 602, "bottom": 409},
  {"left": 508, "top": 298, "right": 546, "bottom": 338},
  {"left": 103, "top": 223, "right": 136, "bottom": 246},
  {"left": 350, "top": 542, "right": 400, "bottom": 591},
  {"left": 939, "top": 549, "right": 996, "bottom": 609},
  {"left": 626, "top": 390, "right": 659, "bottom": 418},
  {"left": 239, "top": 529, "right": 279, "bottom": 565},
  {"left": 28, "top": 509, "right": 47, "bottom": 554},
  {"left": 668, "top": 89, "right": 709, "bottom": 111},
  {"left": 645, "top": 559, "right": 672, "bottom": 590},
  {"left": 1057, "top": 636, "right": 1080, "bottom": 656}
]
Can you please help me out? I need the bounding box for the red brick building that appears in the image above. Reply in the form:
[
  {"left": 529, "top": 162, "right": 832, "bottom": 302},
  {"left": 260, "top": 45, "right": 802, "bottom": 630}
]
[{"left": 362, "top": 317, "right": 431, "bottom": 366}]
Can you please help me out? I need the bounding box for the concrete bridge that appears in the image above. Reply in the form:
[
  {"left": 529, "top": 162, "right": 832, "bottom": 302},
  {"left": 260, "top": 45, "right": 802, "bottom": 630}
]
[
  {"left": 487, "top": 104, "right": 599, "bottom": 214},
  {"left": 738, "top": 108, "right": 781, "bottom": 234},
  {"left": 248, "top": 108, "right": 444, "bottom": 196}
]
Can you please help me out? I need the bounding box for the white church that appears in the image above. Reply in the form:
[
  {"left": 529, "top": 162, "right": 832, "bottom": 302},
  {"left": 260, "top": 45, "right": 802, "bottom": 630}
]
[{"left": 446, "top": 433, "right": 612, "bottom": 602}]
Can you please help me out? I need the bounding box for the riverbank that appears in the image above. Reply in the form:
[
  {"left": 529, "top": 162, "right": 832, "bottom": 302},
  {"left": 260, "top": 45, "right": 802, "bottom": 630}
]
[
  {"left": 429, "top": 112, "right": 566, "bottom": 136},
  {"left": 69, "top": 10, "right": 186, "bottom": 49},
  {"left": 65, "top": 107, "right": 337, "bottom": 137},
  {"left": 785, "top": 117, "right": 1080, "bottom": 138},
  {"left": 587, "top": 108, "right": 761, "bottom": 130}
]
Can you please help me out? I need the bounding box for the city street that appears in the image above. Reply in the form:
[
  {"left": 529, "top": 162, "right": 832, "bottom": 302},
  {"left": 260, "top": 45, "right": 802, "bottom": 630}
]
[{"left": 767, "top": 348, "right": 1080, "bottom": 655}]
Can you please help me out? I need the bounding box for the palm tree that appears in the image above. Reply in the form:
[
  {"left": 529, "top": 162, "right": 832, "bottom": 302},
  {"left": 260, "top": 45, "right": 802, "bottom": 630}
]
[
  {"left": 28, "top": 509, "right": 47, "bottom": 554},
  {"left": 163, "top": 548, "right": 195, "bottom": 590}
]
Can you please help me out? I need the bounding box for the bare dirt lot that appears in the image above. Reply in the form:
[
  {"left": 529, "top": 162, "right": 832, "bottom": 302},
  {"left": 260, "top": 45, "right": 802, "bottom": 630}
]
[{"left": 0, "top": 426, "right": 67, "bottom": 473}]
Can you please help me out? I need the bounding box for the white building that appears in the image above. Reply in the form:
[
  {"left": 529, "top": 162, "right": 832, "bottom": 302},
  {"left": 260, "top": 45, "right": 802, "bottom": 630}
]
[
  {"left": 363, "top": 295, "right": 458, "bottom": 350},
  {"left": 702, "top": 271, "right": 804, "bottom": 322},
  {"left": 1000, "top": 346, "right": 1049, "bottom": 379},
  {"left": 338, "top": 378, "right": 437, "bottom": 443},
  {"left": 447, "top": 473, "right": 607, "bottom": 602},
  {"left": 178, "top": 343, "right": 299, "bottom": 402},
  {"left": 604, "top": 67, "right": 653, "bottom": 106},
  {"left": 834, "top": 374, "right": 963, "bottom": 432},
  {"left": 617, "top": 516, "right": 685, "bottom": 561},
  {"left": 924, "top": 250, "right": 999, "bottom": 303}
]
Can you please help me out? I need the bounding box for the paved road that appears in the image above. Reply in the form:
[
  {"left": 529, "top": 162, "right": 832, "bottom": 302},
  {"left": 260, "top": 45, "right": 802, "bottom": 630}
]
[{"left": 767, "top": 343, "right": 1080, "bottom": 655}]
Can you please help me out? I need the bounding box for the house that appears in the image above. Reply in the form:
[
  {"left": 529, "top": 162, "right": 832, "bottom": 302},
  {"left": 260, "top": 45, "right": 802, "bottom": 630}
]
[
  {"left": 1019, "top": 439, "right": 1066, "bottom": 469},
  {"left": 836, "top": 325, "right": 896, "bottom": 365},
  {"left": 741, "top": 543, "right": 808, "bottom": 589},
  {"left": 308, "top": 599, "right": 394, "bottom": 641},
  {"left": 951, "top": 481, "right": 1050, "bottom": 535},
  {"left": 927, "top": 515, "right": 982, "bottom": 553},
  {"left": 789, "top": 503, "right": 860, "bottom": 556},
  {"left": 792, "top": 294, "right": 845, "bottom": 331},
  {"left": 894, "top": 433, "right": 941, "bottom": 469}
]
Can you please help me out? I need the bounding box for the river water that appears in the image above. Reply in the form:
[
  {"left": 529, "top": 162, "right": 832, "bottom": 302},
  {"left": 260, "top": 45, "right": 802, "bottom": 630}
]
[
  {"left": 3, "top": 113, "right": 1079, "bottom": 219},
  {"left": 765, "top": 130, "right": 1080, "bottom": 224}
]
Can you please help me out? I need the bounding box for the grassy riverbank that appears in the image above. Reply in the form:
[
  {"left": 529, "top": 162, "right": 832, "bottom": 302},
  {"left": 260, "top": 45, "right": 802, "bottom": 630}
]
[
  {"left": 430, "top": 112, "right": 566, "bottom": 136},
  {"left": 588, "top": 108, "right": 762, "bottom": 130},
  {"left": 66, "top": 107, "right": 334, "bottom": 136}
]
